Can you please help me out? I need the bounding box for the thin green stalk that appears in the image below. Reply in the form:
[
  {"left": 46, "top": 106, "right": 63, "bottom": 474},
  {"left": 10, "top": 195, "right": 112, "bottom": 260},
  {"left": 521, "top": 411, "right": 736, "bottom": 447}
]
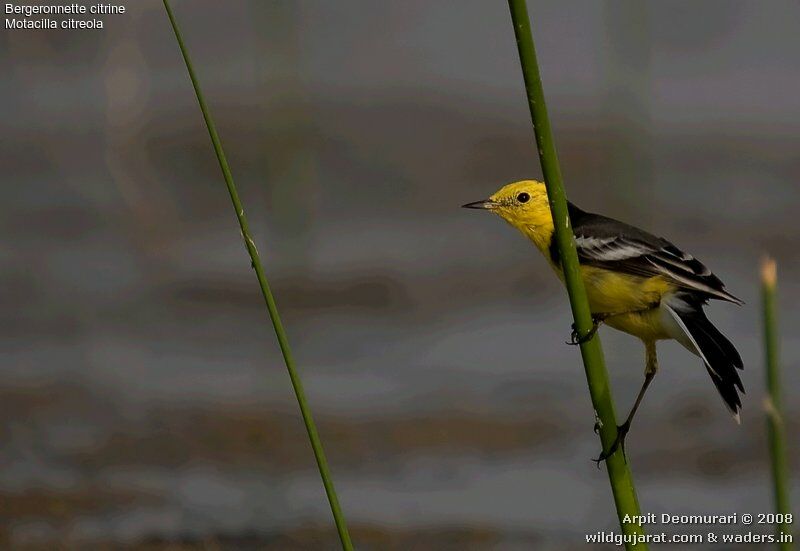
[
  {"left": 161, "top": 2, "right": 353, "bottom": 549},
  {"left": 506, "top": 1, "right": 646, "bottom": 547},
  {"left": 761, "top": 256, "right": 793, "bottom": 550}
]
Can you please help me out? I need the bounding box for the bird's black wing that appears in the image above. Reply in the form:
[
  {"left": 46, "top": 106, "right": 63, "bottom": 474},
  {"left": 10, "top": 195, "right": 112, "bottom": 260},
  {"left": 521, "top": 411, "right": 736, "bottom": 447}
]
[{"left": 565, "top": 203, "right": 743, "bottom": 304}]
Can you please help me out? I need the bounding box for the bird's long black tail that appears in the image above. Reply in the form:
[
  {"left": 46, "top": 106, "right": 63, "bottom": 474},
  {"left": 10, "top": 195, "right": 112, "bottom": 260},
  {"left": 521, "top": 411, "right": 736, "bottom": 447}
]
[{"left": 668, "top": 304, "right": 744, "bottom": 421}]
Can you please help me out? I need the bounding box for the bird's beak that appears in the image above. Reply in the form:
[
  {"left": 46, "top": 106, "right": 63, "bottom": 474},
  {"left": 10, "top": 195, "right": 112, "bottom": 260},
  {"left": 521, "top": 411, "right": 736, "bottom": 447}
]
[{"left": 461, "top": 199, "right": 498, "bottom": 210}]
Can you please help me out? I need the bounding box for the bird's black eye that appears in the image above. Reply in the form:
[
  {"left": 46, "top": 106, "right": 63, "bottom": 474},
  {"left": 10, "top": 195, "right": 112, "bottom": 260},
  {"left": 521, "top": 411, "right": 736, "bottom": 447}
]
[{"left": 517, "top": 192, "right": 530, "bottom": 203}]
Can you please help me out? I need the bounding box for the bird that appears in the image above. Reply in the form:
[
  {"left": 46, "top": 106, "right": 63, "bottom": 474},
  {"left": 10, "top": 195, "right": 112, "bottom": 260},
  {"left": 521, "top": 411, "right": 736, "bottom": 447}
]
[{"left": 463, "top": 180, "right": 743, "bottom": 463}]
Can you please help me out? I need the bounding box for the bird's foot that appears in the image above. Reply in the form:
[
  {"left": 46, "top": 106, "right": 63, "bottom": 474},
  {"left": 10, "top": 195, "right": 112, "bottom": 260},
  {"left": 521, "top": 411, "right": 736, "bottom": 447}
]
[
  {"left": 591, "top": 421, "right": 630, "bottom": 468},
  {"left": 567, "top": 315, "right": 605, "bottom": 346}
]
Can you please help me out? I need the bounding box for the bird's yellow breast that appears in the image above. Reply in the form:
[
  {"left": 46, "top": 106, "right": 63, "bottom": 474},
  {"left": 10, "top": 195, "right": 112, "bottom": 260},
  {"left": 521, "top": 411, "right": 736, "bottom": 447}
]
[
  {"left": 549, "top": 258, "right": 676, "bottom": 341},
  {"left": 511, "top": 212, "right": 676, "bottom": 341},
  {"left": 580, "top": 266, "right": 670, "bottom": 312},
  {"left": 580, "top": 266, "right": 675, "bottom": 341}
]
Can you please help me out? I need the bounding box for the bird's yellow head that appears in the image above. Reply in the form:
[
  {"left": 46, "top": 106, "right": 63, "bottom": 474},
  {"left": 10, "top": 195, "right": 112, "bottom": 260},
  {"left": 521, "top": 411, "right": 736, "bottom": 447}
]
[{"left": 463, "top": 180, "right": 554, "bottom": 251}]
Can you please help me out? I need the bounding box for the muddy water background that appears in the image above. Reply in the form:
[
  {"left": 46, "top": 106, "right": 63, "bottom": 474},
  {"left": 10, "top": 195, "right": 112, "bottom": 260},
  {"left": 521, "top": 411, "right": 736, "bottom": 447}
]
[{"left": 1, "top": 1, "right": 799, "bottom": 549}]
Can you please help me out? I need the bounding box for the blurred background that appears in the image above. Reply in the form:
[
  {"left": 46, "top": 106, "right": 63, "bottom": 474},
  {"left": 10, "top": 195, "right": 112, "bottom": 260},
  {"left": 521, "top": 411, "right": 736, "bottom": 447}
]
[{"left": 1, "top": 1, "right": 798, "bottom": 549}]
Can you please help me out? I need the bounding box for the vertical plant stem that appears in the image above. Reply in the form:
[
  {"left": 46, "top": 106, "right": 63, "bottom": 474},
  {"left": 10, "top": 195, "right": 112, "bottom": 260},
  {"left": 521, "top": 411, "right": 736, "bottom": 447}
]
[
  {"left": 761, "top": 256, "right": 793, "bottom": 550},
  {"left": 161, "top": 2, "right": 353, "bottom": 549},
  {"left": 506, "top": 1, "right": 646, "bottom": 547}
]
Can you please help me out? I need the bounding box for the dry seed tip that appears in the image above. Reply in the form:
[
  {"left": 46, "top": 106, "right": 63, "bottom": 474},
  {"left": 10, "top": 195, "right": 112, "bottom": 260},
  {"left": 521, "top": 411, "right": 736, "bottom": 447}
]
[{"left": 761, "top": 255, "right": 777, "bottom": 288}]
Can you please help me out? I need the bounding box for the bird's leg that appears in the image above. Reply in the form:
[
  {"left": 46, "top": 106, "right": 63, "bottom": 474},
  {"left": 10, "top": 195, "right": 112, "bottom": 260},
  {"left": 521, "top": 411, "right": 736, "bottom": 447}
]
[{"left": 593, "top": 341, "right": 658, "bottom": 466}]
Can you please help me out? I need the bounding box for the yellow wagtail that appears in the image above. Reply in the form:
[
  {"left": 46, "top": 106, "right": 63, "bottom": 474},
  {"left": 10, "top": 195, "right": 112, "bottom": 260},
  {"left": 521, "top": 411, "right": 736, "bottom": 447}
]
[{"left": 463, "top": 180, "right": 743, "bottom": 462}]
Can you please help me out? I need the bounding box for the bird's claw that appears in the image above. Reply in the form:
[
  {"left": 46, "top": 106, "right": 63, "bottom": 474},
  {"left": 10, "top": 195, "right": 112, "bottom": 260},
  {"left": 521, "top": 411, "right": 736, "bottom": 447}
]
[
  {"left": 567, "top": 319, "right": 600, "bottom": 346},
  {"left": 591, "top": 421, "right": 630, "bottom": 468}
]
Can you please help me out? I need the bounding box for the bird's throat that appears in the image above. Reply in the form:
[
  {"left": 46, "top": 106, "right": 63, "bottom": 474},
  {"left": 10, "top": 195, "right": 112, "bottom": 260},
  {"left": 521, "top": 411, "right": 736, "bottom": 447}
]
[{"left": 519, "top": 223, "right": 555, "bottom": 258}]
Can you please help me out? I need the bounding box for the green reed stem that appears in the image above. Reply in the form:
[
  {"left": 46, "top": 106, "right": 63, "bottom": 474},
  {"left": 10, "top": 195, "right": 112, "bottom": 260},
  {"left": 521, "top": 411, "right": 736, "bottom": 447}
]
[
  {"left": 162, "top": 2, "right": 353, "bottom": 548},
  {"left": 506, "top": 1, "right": 646, "bottom": 547},
  {"left": 761, "top": 256, "right": 793, "bottom": 550}
]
